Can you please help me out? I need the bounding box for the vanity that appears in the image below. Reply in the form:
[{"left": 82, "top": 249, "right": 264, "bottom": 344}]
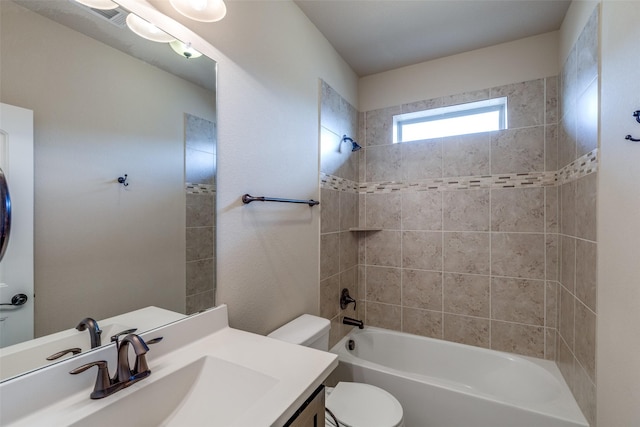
[{"left": 0, "top": 305, "right": 338, "bottom": 426}]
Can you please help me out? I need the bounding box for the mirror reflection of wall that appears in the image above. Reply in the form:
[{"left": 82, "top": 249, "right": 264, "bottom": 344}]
[{"left": 0, "top": 0, "right": 216, "bottom": 342}]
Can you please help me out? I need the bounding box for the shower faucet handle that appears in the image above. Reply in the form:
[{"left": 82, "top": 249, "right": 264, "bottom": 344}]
[{"left": 340, "top": 288, "right": 357, "bottom": 310}]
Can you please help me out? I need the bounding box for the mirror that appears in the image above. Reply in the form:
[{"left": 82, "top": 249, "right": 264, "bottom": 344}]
[{"left": 0, "top": 0, "right": 217, "bottom": 380}]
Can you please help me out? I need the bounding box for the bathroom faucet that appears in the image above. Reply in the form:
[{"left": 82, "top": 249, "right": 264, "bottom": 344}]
[
  {"left": 116, "top": 334, "right": 151, "bottom": 384},
  {"left": 76, "top": 317, "right": 102, "bottom": 348},
  {"left": 70, "top": 333, "right": 153, "bottom": 399},
  {"left": 340, "top": 288, "right": 357, "bottom": 310},
  {"left": 343, "top": 316, "right": 364, "bottom": 329}
]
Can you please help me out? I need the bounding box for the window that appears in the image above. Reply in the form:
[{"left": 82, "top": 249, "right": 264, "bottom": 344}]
[{"left": 393, "top": 97, "right": 507, "bottom": 143}]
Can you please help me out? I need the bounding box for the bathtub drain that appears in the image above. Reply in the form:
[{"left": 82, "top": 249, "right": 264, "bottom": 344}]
[{"left": 347, "top": 339, "right": 355, "bottom": 351}]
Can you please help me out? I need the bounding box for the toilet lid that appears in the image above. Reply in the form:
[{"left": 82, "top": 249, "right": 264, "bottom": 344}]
[{"left": 326, "top": 382, "right": 403, "bottom": 427}]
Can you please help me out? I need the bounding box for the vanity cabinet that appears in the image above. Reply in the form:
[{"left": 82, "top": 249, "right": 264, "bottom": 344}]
[{"left": 284, "top": 385, "right": 325, "bottom": 427}]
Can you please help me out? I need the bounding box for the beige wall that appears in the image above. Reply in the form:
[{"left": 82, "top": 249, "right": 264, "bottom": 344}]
[
  {"left": 598, "top": 1, "right": 640, "bottom": 425},
  {"left": 0, "top": 1, "right": 214, "bottom": 336},
  {"left": 358, "top": 31, "right": 559, "bottom": 112},
  {"left": 148, "top": 0, "right": 359, "bottom": 334}
]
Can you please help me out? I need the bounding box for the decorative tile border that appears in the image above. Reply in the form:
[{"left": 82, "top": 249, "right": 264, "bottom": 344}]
[
  {"left": 320, "top": 149, "right": 598, "bottom": 194},
  {"left": 557, "top": 149, "right": 598, "bottom": 185},
  {"left": 186, "top": 183, "right": 216, "bottom": 194}
]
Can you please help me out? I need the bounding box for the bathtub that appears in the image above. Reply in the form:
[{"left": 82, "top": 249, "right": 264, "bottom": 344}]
[{"left": 329, "top": 327, "right": 588, "bottom": 427}]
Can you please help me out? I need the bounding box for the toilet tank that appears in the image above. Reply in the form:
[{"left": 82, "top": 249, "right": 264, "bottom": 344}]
[{"left": 267, "top": 314, "right": 330, "bottom": 351}]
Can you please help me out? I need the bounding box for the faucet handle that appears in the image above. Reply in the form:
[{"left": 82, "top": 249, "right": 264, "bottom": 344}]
[
  {"left": 70, "top": 360, "right": 121, "bottom": 399},
  {"left": 46, "top": 347, "right": 81, "bottom": 361},
  {"left": 110, "top": 328, "right": 138, "bottom": 345},
  {"left": 340, "top": 288, "right": 357, "bottom": 310}
]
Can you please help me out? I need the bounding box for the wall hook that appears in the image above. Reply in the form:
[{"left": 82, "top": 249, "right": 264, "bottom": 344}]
[
  {"left": 633, "top": 110, "right": 640, "bottom": 124},
  {"left": 117, "top": 174, "right": 129, "bottom": 187},
  {"left": 625, "top": 135, "right": 640, "bottom": 142}
]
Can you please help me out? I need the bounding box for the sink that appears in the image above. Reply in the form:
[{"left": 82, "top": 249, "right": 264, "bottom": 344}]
[
  {"left": 69, "top": 356, "right": 279, "bottom": 427},
  {"left": 0, "top": 323, "right": 132, "bottom": 380}
]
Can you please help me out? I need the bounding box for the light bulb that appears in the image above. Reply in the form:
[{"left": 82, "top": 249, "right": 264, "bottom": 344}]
[
  {"left": 169, "top": 0, "right": 226, "bottom": 22},
  {"left": 126, "top": 14, "right": 175, "bottom": 43}
]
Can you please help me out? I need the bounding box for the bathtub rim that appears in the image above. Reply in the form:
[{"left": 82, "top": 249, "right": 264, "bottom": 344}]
[{"left": 330, "top": 326, "right": 588, "bottom": 427}]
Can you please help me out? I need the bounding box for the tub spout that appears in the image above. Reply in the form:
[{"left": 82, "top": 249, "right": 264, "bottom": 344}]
[{"left": 343, "top": 316, "right": 364, "bottom": 329}]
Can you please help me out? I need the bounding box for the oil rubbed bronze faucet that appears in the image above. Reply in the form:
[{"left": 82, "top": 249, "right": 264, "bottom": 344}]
[
  {"left": 76, "top": 317, "right": 103, "bottom": 348},
  {"left": 70, "top": 333, "right": 154, "bottom": 399}
]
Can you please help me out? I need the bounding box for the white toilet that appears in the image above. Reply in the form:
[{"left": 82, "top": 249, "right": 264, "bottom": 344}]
[{"left": 268, "top": 314, "right": 404, "bottom": 427}]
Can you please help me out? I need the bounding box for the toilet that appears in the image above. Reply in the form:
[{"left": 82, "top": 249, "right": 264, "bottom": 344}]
[{"left": 268, "top": 314, "right": 404, "bottom": 427}]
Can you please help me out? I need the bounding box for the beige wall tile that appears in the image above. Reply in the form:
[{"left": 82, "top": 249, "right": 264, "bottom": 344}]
[
  {"left": 366, "top": 266, "right": 401, "bottom": 305},
  {"left": 442, "top": 131, "right": 491, "bottom": 177},
  {"left": 442, "top": 89, "right": 490, "bottom": 107},
  {"left": 402, "top": 97, "right": 442, "bottom": 114},
  {"left": 545, "top": 124, "right": 559, "bottom": 172},
  {"left": 366, "top": 302, "right": 401, "bottom": 331},
  {"left": 575, "top": 172, "right": 597, "bottom": 241},
  {"left": 560, "top": 235, "right": 576, "bottom": 293},
  {"left": 320, "top": 275, "right": 340, "bottom": 319},
  {"left": 559, "top": 285, "right": 575, "bottom": 350},
  {"left": 365, "top": 144, "right": 402, "bottom": 182},
  {"left": 320, "top": 233, "right": 339, "bottom": 280},
  {"left": 574, "top": 362, "right": 597, "bottom": 427},
  {"left": 365, "top": 105, "right": 401, "bottom": 147},
  {"left": 491, "top": 126, "right": 545, "bottom": 174},
  {"left": 443, "top": 314, "right": 489, "bottom": 348},
  {"left": 491, "top": 187, "right": 545, "bottom": 232},
  {"left": 576, "top": 7, "right": 599, "bottom": 97},
  {"left": 443, "top": 273, "right": 490, "bottom": 317},
  {"left": 546, "top": 234, "right": 559, "bottom": 281},
  {"left": 402, "top": 269, "right": 442, "bottom": 311},
  {"left": 491, "top": 277, "right": 545, "bottom": 326},
  {"left": 576, "top": 80, "right": 598, "bottom": 157},
  {"left": 321, "top": 189, "right": 340, "bottom": 233},
  {"left": 545, "top": 76, "right": 559, "bottom": 125},
  {"left": 365, "top": 230, "right": 402, "bottom": 267},
  {"left": 545, "top": 186, "right": 559, "bottom": 233},
  {"left": 186, "top": 290, "right": 214, "bottom": 315},
  {"left": 491, "top": 321, "right": 545, "bottom": 358},
  {"left": 491, "top": 233, "right": 545, "bottom": 279},
  {"left": 560, "top": 46, "right": 577, "bottom": 120},
  {"left": 402, "top": 191, "right": 442, "bottom": 231},
  {"left": 575, "top": 238, "right": 597, "bottom": 312},
  {"left": 545, "top": 328, "right": 557, "bottom": 361},
  {"left": 560, "top": 180, "right": 576, "bottom": 237},
  {"left": 444, "top": 232, "right": 490, "bottom": 275},
  {"left": 574, "top": 301, "right": 596, "bottom": 383},
  {"left": 340, "top": 191, "right": 358, "bottom": 231},
  {"left": 402, "top": 231, "right": 443, "bottom": 270},
  {"left": 339, "top": 231, "right": 358, "bottom": 271},
  {"left": 557, "top": 335, "right": 576, "bottom": 391},
  {"left": 443, "top": 189, "right": 490, "bottom": 231},
  {"left": 401, "top": 139, "right": 443, "bottom": 180},
  {"left": 403, "top": 308, "right": 442, "bottom": 339},
  {"left": 186, "top": 258, "right": 214, "bottom": 295},
  {"left": 558, "top": 108, "right": 577, "bottom": 168},
  {"left": 491, "top": 79, "right": 545, "bottom": 128},
  {"left": 365, "top": 193, "right": 401, "bottom": 229},
  {"left": 546, "top": 281, "right": 559, "bottom": 329}
]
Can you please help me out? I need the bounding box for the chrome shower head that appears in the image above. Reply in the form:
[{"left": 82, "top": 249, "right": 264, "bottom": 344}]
[{"left": 342, "top": 135, "right": 362, "bottom": 152}]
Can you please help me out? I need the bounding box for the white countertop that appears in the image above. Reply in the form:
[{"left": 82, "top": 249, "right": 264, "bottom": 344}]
[{"left": 0, "top": 305, "right": 338, "bottom": 426}]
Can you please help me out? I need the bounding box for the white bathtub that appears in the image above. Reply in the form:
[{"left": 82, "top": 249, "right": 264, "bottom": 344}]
[{"left": 330, "top": 327, "right": 588, "bottom": 427}]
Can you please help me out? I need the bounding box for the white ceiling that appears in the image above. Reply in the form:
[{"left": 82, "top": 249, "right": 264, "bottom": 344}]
[{"left": 294, "top": 0, "right": 571, "bottom": 77}]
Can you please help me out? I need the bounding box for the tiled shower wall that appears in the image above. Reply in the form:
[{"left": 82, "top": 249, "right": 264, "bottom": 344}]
[
  {"left": 319, "top": 81, "right": 362, "bottom": 348},
  {"left": 355, "top": 76, "right": 560, "bottom": 360},
  {"left": 185, "top": 113, "right": 217, "bottom": 314},
  {"left": 319, "top": 8, "right": 599, "bottom": 424},
  {"left": 556, "top": 7, "right": 599, "bottom": 426}
]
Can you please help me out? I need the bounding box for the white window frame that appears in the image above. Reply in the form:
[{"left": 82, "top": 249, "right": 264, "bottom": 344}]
[{"left": 392, "top": 97, "right": 508, "bottom": 143}]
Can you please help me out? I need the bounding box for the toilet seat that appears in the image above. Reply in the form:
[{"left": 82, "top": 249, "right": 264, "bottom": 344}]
[{"left": 325, "top": 382, "right": 404, "bottom": 427}]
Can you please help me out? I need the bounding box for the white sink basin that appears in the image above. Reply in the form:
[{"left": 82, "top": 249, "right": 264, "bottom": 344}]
[{"left": 69, "top": 356, "right": 279, "bottom": 427}]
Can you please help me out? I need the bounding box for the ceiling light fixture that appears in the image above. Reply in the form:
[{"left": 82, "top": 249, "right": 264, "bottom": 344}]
[
  {"left": 125, "top": 14, "right": 176, "bottom": 43},
  {"left": 73, "top": 0, "right": 118, "bottom": 10},
  {"left": 169, "top": 0, "right": 227, "bottom": 23},
  {"left": 169, "top": 40, "right": 203, "bottom": 59}
]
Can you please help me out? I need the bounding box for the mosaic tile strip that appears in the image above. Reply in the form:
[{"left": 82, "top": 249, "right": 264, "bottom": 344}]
[
  {"left": 321, "top": 150, "right": 598, "bottom": 194},
  {"left": 320, "top": 172, "right": 359, "bottom": 193},
  {"left": 186, "top": 183, "right": 216, "bottom": 194},
  {"left": 557, "top": 149, "right": 598, "bottom": 185}
]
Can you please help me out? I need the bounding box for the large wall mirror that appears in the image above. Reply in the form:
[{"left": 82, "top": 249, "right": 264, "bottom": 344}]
[{"left": 0, "top": 0, "right": 217, "bottom": 381}]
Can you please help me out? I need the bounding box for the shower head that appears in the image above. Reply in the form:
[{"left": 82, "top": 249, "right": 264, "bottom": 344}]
[{"left": 341, "top": 135, "right": 362, "bottom": 152}]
